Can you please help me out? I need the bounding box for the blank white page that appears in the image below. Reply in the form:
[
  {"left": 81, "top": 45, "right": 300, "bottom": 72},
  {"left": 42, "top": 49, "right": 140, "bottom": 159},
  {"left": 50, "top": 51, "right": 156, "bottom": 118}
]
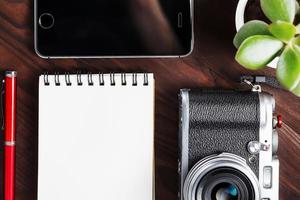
[{"left": 38, "top": 73, "right": 154, "bottom": 200}]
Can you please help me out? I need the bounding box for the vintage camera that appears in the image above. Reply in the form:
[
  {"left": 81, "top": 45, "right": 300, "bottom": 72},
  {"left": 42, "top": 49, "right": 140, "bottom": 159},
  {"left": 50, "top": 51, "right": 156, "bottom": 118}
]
[{"left": 179, "top": 89, "right": 280, "bottom": 200}]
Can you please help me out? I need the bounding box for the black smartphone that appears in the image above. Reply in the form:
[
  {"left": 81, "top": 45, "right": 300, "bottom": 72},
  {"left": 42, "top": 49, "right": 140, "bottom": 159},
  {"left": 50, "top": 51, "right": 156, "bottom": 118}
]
[{"left": 34, "top": 0, "right": 194, "bottom": 58}]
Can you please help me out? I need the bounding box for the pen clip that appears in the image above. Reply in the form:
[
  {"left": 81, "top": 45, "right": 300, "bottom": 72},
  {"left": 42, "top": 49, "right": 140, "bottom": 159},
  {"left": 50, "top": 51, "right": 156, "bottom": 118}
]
[{"left": 1, "top": 79, "right": 5, "bottom": 131}]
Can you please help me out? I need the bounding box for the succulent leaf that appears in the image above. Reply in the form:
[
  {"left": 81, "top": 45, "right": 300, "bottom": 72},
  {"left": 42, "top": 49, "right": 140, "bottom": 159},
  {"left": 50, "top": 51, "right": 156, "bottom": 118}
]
[
  {"left": 234, "top": 20, "right": 271, "bottom": 48},
  {"left": 296, "top": 23, "right": 300, "bottom": 34},
  {"left": 260, "top": 0, "right": 296, "bottom": 23},
  {"left": 269, "top": 21, "right": 297, "bottom": 43},
  {"left": 277, "top": 45, "right": 300, "bottom": 96},
  {"left": 236, "top": 35, "right": 284, "bottom": 70},
  {"left": 292, "top": 83, "right": 300, "bottom": 96},
  {"left": 293, "top": 35, "right": 300, "bottom": 46}
]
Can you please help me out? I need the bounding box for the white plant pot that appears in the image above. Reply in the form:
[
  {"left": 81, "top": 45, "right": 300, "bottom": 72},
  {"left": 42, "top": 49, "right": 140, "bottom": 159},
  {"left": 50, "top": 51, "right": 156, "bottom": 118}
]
[{"left": 235, "top": 0, "right": 278, "bottom": 69}]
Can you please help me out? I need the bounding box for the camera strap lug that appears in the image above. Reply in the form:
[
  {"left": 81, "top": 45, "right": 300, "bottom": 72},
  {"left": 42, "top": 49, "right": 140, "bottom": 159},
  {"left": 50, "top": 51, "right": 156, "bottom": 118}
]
[
  {"left": 242, "top": 78, "right": 262, "bottom": 92},
  {"left": 240, "top": 75, "right": 283, "bottom": 92}
]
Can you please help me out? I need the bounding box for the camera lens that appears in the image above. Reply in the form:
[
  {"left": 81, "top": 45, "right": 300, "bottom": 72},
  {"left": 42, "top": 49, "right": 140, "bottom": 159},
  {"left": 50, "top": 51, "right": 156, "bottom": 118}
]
[
  {"left": 195, "top": 168, "right": 255, "bottom": 200},
  {"left": 183, "top": 154, "right": 260, "bottom": 200},
  {"left": 212, "top": 183, "right": 238, "bottom": 200}
]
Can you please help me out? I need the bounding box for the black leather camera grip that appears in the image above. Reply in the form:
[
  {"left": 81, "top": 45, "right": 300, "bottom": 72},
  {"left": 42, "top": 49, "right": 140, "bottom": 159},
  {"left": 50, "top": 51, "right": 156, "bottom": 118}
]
[{"left": 188, "top": 90, "right": 260, "bottom": 176}]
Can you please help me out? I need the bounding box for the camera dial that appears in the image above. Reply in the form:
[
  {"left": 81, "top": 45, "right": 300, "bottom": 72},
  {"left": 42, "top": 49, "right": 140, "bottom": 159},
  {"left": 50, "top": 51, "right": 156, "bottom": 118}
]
[{"left": 247, "top": 141, "right": 270, "bottom": 155}]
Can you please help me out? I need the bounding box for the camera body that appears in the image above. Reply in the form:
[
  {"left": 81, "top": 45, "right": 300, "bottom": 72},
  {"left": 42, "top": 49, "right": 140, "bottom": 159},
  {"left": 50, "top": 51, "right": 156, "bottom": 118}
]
[{"left": 179, "top": 89, "right": 279, "bottom": 200}]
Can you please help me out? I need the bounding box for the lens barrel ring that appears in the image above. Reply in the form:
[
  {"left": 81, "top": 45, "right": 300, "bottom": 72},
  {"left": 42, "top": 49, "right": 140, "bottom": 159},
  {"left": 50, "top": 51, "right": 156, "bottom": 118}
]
[{"left": 183, "top": 153, "right": 260, "bottom": 200}]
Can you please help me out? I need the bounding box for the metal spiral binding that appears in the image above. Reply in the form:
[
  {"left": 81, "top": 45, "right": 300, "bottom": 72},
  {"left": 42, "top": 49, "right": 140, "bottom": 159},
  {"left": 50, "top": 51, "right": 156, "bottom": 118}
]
[
  {"left": 132, "top": 73, "right": 138, "bottom": 86},
  {"left": 99, "top": 73, "right": 104, "bottom": 85},
  {"left": 110, "top": 73, "right": 116, "bottom": 86},
  {"left": 65, "top": 73, "right": 72, "bottom": 86},
  {"left": 77, "top": 71, "right": 83, "bottom": 86},
  {"left": 44, "top": 72, "right": 49, "bottom": 86},
  {"left": 121, "top": 73, "right": 127, "bottom": 86},
  {"left": 54, "top": 72, "right": 60, "bottom": 86},
  {"left": 44, "top": 72, "right": 150, "bottom": 86},
  {"left": 88, "top": 72, "right": 94, "bottom": 85},
  {"left": 144, "top": 73, "right": 149, "bottom": 86}
]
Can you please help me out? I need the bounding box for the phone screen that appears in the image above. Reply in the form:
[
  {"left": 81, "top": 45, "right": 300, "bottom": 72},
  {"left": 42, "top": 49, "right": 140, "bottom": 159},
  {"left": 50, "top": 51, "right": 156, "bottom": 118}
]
[{"left": 35, "top": 0, "right": 193, "bottom": 57}]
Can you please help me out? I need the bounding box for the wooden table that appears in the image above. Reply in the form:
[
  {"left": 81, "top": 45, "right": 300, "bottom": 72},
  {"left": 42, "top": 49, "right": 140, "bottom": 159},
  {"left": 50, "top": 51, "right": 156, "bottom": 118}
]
[{"left": 0, "top": 0, "right": 299, "bottom": 199}]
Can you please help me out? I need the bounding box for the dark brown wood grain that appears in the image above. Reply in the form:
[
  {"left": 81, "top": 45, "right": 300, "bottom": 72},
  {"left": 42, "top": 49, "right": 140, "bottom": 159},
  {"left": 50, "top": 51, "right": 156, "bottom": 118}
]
[{"left": 0, "top": 0, "right": 299, "bottom": 199}]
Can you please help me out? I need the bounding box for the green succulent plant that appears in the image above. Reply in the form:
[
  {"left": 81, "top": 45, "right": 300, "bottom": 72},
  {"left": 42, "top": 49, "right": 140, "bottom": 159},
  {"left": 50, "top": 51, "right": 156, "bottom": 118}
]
[{"left": 234, "top": 0, "right": 300, "bottom": 96}]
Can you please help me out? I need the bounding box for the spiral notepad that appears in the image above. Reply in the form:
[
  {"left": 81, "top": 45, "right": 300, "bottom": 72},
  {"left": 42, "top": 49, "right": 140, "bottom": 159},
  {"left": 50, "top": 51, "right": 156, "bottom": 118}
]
[{"left": 38, "top": 73, "right": 154, "bottom": 200}]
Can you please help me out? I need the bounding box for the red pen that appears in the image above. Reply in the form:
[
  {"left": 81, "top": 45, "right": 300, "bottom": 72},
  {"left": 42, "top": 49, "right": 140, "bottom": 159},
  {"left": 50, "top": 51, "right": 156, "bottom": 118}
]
[{"left": 3, "top": 71, "right": 17, "bottom": 200}]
